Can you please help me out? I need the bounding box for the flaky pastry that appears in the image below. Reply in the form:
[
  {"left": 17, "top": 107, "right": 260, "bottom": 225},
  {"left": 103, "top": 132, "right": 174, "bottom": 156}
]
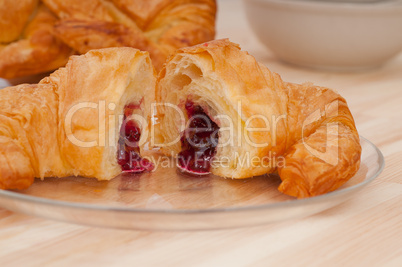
[
  {"left": 0, "top": 0, "right": 216, "bottom": 79},
  {"left": 155, "top": 39, "right": 362, "bottom": 198},
  {"left": 0, "top": 2, "right": 73, "bottom": 79},
  {"left": 0, "top": 47, "right": 155, "bottom": 190}
]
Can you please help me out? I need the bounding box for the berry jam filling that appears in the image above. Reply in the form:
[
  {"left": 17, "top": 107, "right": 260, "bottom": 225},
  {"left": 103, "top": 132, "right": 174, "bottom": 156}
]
[
  {"left": 117, "top": 104, "right": 153, "bottom": 173},
  {"left": 178, "top": 101, "right": 219, "bottom": 174}
]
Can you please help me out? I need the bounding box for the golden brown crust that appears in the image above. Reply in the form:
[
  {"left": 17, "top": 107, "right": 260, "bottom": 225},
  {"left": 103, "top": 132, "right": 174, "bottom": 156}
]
[
  {"left": 0, "top": 4, "right": 73, "bottom": 79},
  {"left": 0, "top": 83, "right": 61, "bottom": 190},
  {"left": 155, "top": 39, "right": 361, "bottom": 198},
  {"left": 0, "top": 0, "right": 216, "bottom": 78},
  {"left": 0, "top": 0, "right": 38, "bottom": 43},
  {"left": 111, "top": 0, "right": 172, "bottom": 29},
  {"left": 277, "top": 82, "right": 361, "bottom": 198},
  {"left": 0, "top": 47, "right": 155, "bottom": 190},
  {"left": 49, "top": 0, "right": 216, "bottom": 72},
  {"left": 53, "top": 19, "right": 168, "bottom": 71}
]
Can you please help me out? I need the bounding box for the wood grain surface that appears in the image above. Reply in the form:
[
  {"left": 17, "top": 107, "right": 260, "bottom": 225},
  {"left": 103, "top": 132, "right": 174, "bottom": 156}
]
[{"left": 0, "top": 0, "right": 401, "bottom": 266}]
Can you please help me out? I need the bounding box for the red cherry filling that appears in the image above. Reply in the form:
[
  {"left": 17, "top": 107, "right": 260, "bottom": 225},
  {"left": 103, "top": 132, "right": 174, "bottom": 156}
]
[
  {"left": 117, "top": 104, "right": 153, "bottom": 173},
  {"left": 178, "top": 101, "right": 219, "bottom": 174}
]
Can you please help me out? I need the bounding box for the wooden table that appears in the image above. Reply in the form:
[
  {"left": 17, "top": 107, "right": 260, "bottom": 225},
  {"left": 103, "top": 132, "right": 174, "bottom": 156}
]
[{"left": 1, "top": 0, "right": 401, "bottom": 266}]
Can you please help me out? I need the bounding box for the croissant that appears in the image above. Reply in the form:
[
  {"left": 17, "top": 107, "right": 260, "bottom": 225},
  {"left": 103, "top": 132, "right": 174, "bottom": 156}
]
[
  {"left": 0, "top": 0, "right": 216, "bottom": 79},
  {"left": 0, "top": 2, "right": 73, "bottom": 79},
  {"left": 154, "top": 39, "right": 362, "bottom": 198},
  {"left": 0, "top": 47, "right": 155, "bottom": 190},
  {"left": 45, "top": 0, "right": 217, "bottom": 71}
]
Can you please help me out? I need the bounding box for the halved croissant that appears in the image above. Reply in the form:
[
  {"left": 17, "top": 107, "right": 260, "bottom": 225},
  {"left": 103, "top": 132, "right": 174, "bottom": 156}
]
[
  {"left": 0, "top": 47, "right": 155, "bottom": 190},
  {"left": 155, "top": 39, "right": 361, "bottom": 198}
]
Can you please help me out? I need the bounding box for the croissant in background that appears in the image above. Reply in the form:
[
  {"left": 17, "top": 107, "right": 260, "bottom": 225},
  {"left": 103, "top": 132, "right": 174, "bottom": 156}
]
[
  {"left": 0, "top": 1, "right": 73, "bottom": 79},
  {"left": 0, "top": 0, "right": 217, "bottom": 79},
  {"left": 155, "top": 39, "right": 362, "bottom": 198},
  {"left": 0, "top": 47, "right": 155, "bottom": 190}
]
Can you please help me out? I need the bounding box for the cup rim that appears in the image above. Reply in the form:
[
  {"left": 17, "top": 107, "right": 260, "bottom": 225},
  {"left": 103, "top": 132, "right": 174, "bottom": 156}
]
[{"left": 243, "top": 0, "right": 402, "bottom": 12}]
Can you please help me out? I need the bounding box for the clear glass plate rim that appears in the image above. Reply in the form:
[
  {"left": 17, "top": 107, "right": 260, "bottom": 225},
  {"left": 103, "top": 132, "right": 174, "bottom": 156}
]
[{"left": 0, "top": 136, "right": 384, "bottom": 214}]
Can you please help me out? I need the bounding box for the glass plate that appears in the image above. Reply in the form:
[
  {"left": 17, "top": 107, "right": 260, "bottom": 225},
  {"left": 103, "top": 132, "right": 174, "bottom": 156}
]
[{"left": 0, "top": 137, "right": 384, "bottom": 230}]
